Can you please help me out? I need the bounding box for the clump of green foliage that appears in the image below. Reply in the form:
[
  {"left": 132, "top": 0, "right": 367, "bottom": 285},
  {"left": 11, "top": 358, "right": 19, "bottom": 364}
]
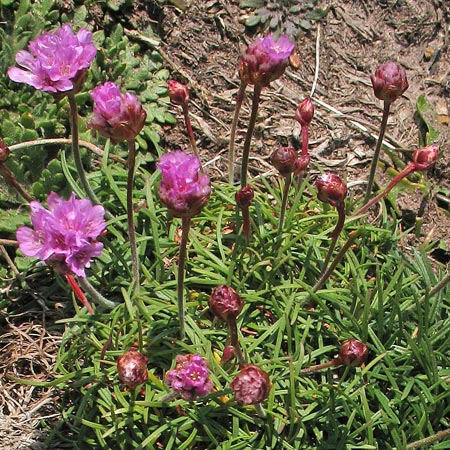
[{"left": 240, "top": 0, "right": 328, "bottom": 37}]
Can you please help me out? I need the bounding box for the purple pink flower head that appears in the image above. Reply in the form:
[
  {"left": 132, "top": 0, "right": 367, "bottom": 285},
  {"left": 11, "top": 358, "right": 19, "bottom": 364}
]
[
  {"left": 230, "top": 364, "right": 271, "bottom": 405},
  {"left": 8, "top": 24, "right": 96, "bottom": 98},
  {"left": 16, "top": 192, "right": 105, "bottom": 277},
  {"left": 371, "top": 61, "right": 409, "bottom": 104},
  {"left": 165, "top": 354, "right": 213, "bottom": 401},
  {"left": 239, "top": 34, "right": 295, "bottom": 88},
  {"left": 89, "top": 82, "right": 147, "bottom": 144},
  {"left": 157, "top": 150, "right": 211, "bottom": 218},
  {"left": 117, "top": 348, "right": 149, "bottom": 390},
  {"left": 208, "top": 285, "right": 244, "bottom": 323}
]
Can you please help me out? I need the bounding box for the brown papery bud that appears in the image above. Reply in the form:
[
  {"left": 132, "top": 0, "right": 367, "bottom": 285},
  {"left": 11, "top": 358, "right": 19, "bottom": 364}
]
[
  {"left": 371, "top": 61, "right": 409, "bottom": 104},
  {"left": 338, "top": 339, "right": 368, "bottom": 368},
  {"left": 117, "top": 348, "right": 148, "bottom": 390},
  {"left": 235, "top": 185, "right": 254, "bottom": 209},
  {"left": 412, "top": 143, "right": 438, "bottom": 171},
  {"left": 315, "top": 173, "right": 347, "bottom": 208},
  {"left": 295, "top": 97, "right": 314, "bottom": 127},
  {"left": 230, "top": 364, "right": 271, "bottom": 405},
  {"left": 209, "top": 285, "right": 244, "bottom": 323},
  {"left": 168, "top": 80, "right": 190, "bottom": 107},
  {"left": 0, "top": 140, "right": 10, "bottom": 163},
  {"left": 270, "top": 146, "right": 298, "bottom": 177}
]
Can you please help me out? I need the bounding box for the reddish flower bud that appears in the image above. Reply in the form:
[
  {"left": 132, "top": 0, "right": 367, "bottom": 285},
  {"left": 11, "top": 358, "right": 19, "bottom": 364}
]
[
  {"left": 315, "top": 173, "right": 347, "bottom": 208},
  {"left": 168, "top": 80, "right": 190, "bottom": 107},
  {"left": 235, "top": 185, "right": 254, "bottom": 209},
  {"left": 338, "top": 339, "right": 368, "bottom": 368},
  {"left": 209, "top": 285, "right": 244, "bottom": 323},
  {"left": 0, "top": 140, "right": 10, "bottom": 163},
  {"left": 371, "top": 61, "right": 409, "bottom": 104},
  {"left": 230, "top": 364, "right": 271, "bottom": 405},
  {"left": 412, "top": 143, "right": 439, "bottom": 171},
  {"left": 295, "top": 97, "right": 314, "bottom": 127},
  {"left": 117, "top": 348, "right": 148, "bottom": 389},
  {"left": 221, "top": 345, "right": 236, "bottom": 365},
  {"left": 294, "top": 154, "right": 310, "bottom": 174},
  {"left": 270, "top": 146, "right": 298, "bottom": 177}
]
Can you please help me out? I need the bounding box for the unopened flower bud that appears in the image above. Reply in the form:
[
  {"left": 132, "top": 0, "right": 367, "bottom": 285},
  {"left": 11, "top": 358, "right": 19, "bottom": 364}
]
[
  {"left": 230, "top": 364, "right": 271, "bottom": 405},
  {"left": 412, "top": 143, "right": 439, "bottom": 171},
  {"left": 294, "top": 154, "right": 310, "bottom": 174},
  {"left": 209, "top": 285, "right": 244, "bottom": 323},
  {"left": 338, "top": 339, "right": 368, "bottom": 368},
  {"left": 315, "top": 173, "right": 347, "bottom": 208},
  {"left": 371, "top": 61, "right": 409, "bottom": 104},
  {"left": 0, "top": 140, "right": 10, "bottom": 162},
  {"left": 221, "top": 345, "right": 236, "bottom": 365},
  {"left": 295, "top": 97, "right": 314, "bottom": 127},
  {"left": 235, "top": 185, "right": 254, "bottom": 209},
  {"left": 168, "top": 80, "right": 190, "bottom": 107},
  {"left": 270, "top": 146, "right": 298, "bottom": 177},
  {"left": 117, "top": 348, "right": 148, "bottom": 389}
]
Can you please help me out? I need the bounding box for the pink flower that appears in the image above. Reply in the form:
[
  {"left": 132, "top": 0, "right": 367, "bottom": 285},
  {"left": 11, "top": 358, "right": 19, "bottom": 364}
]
[
  {"left": 371, "top": 61, "right": 409, "bottom": 104},
  {"left": 8, "top": 24, "right": 96, "bottom": 96},
  {"left": 117, "top": 348, "right": 149, "bottom": 390},
  {"left": 239, "top": 34, "right": 295, "bottom": 88},
  {"left": 89, "top": 82, "right": 147, "bottom": 144},
  {"left": 230, "top": 364, "right": 271, "bottom": 405},
  {"left": 157, "top": 150, "right": 211, "bottom": 218},
  {"left": 165, "top": 354, "right": 213, "bottom": 401},
  {"left": 16, "top": 192, "right": 105, "bottom": 277}
]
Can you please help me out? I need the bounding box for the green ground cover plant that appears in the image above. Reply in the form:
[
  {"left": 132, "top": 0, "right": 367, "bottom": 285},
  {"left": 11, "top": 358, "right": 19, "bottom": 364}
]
[{"left": 1, "top": 1, "right": 449, "bottom": 449}]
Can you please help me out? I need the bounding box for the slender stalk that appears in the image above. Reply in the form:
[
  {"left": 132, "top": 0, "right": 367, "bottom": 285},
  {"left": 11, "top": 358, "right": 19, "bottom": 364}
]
[
  {"left": 77, "top": 277, "right": 117, "bottom": 309},
  {"left": 254, "top": 402, "right": 266, "bottom": 418},
  {"left": 228, "top": 82, "right": 247, "bottom": 184},
  {"left": 182, "top": 103, "right": 199, "bottom": 159},
  {"left": 364, "top": 101, "right": 391, "bottom": 203},
  {"left": 277, "top": 174, "right": 292, "bottom": 234},
  {"left": 241, "top": 85, "right": 262, "bottom": 187},
  {"left": 65, "top": 274, "right": 95, "bottom": 314},
  {"left": 312, "top": 229, "right": 361, "bottom": 293},
  {"left": 301, "top": 125, "right": 309, "bottom": 156},
  {"left": 406, "top": 428, "right": 450, "bottom": 449},
  {"left": 67, "top": 93, "right": 100, "bottom": 206},
  {"left": 228, "top": 319, "right": 246, "bottom": 366},
  {"left": 319, "top": 202, "right": 346, "bottom": 277},
  {"left": 0, "top": 163, "right": 33, "bottom": 202},
  {"left": 126, "top": 138, "right": 140, "bottom": 290},
  {"left": 301, "top": 358, "right": 340, "bottom": 373},
  {"left": 177, "top": 216, "right": 191, "bottom": 340},
  {"left": 354, "top": 164, "right": 415, "bottom": 217},
  {"left": 241, "top": 204, "right": 251, "bottom": 244}
]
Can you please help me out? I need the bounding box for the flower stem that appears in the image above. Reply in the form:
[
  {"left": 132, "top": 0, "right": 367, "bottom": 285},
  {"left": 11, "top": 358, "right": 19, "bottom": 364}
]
[
  {"left": 228, "top": 319, "right": 246, "bottom": 366},
  {"left": 312, "top": 229, "right": 361, "bottom": 293},
  {"left": 67, "top": 93, "right": 101, "bottom": 206},
  {"left": 182, "top": 103, "right": 199, "bottom": 159},
  {"left": 0, "top": 163, "right": 33, "bottom": 202},
  {"left": 301, "top": 124, "right": 309, "bottom": 156},
  {"left": 241, "top": 85, "right": 262, "bottom": 188},
  {"left": 77, "top": 277, "right": 117, "bottom": 309},
  {"left": 406, "top": 428, "right": 450, "bottom": 449},
  {"left": 241, "top": 204, "right": 251, "bottom": 244},
  {"left": 229, "top": 82, "right": 247, "bottom": 184},
  {"left": 319, "top": 202, "right": 346, "bottom": 277},
  {"left": 300, "top": 358, "right": 341, "bottom": 373},
  {"left": 126, "top": 138, "right": 140, "bottom": 291},
  {"left": 65, "top": 274, "right": 94, "bottom": 314},
  {"left": 354, "top": 164, "right": 415, "bottom": 217},
  {"left": 177, "top": 216, "right": 191, "bottom": 340},
  {"left": 277, "top": 174, "right": 292, "bottom": 234},
  {"left": 364, "top": 101, "right": 391, "bottom": 203}
]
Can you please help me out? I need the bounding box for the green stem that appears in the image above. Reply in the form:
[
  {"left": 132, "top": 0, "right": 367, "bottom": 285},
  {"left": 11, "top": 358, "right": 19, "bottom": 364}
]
[
  {"left": 77, "top": 277, "right": 117, "bottom": 309},
  {"left": 182, "top": 103, "right": 199, "bottom": 159},
  {"left": 278, "top": 174, "right": 292, "bottom": 234},
  {"left": 177, "top": 216, "right": 191, "bottom": 340},
  {"left": 319, "top": 202, "right": 346, "bottom": 278},
  {"left": 406, "top": 428, "right": 450, "bottom": 449},
  {"left": 364, "top": 101, "right": 391, "bottom": 203},
  {"left": 67, "top": 93, "right": 101, "bottom": 206},
  {"left": 354, "top": 164, "right": 415, "bottom": 217},
  {"left": 241, "top": 85, "right": 262, "bottom": 188},
  {"left": 312, "top": 229, "right": 361, "bottom": 293},
  {"left": 229, "top": 82, "right": 247, "bottom": 184},
  {"left": 126, "top": 138, "right": 140, "bottom": 291},
  {"left": 228, "top": 319, "right": 246, "bottom": 366}
]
